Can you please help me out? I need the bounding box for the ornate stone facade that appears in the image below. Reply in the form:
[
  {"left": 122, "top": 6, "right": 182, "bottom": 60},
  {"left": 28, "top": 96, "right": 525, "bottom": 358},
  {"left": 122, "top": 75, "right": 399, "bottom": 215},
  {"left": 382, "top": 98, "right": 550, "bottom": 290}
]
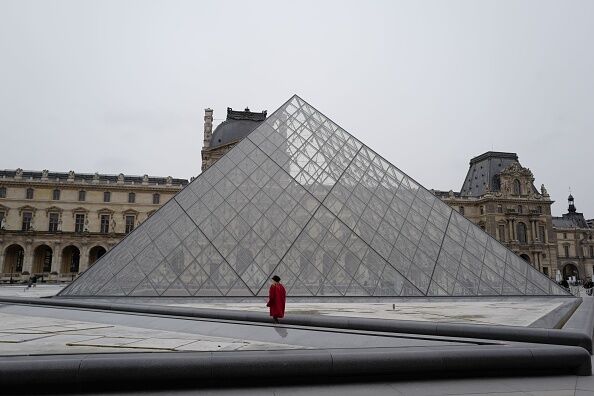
[
  {"left": 0, "top": 170, "right": 187, "bottom": 283},
  {"left": 552, "top": 195, "right": 594, "bottom": 281},
  {"left": 434, "top": 152, "right": 558, "bottom": 278}
]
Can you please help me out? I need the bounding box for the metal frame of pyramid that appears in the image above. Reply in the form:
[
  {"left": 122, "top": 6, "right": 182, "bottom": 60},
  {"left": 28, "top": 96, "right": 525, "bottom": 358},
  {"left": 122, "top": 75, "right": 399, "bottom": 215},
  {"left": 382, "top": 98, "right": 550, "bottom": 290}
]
[{"left": 59, "top": 95, "right": 567, "bottom": 297}]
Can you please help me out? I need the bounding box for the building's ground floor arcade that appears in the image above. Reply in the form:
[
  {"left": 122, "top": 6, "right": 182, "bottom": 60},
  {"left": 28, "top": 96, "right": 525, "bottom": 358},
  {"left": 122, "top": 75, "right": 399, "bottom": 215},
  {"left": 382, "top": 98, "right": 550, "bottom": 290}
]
[{"left": 0, "top": 233, "right": 112, "bottom": 283}]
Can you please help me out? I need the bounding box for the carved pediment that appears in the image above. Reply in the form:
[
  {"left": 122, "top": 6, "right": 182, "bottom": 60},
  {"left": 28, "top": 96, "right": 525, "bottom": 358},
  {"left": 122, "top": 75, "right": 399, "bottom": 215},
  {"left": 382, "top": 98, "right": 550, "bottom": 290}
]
[
  {"left": 500, "top": 162, "right": 534, "bottom": 179},
  {"left": 97, "top": 208, "right": 114, "bottom": 218},
  {"left": 122, "top": 208, "right": 139, "bottom": 218},
  {"left": 18, "top": 205, "right": 36, "bottom": 215},
  {"left": 45, "top": 206, "right": 63, "bottom": 215}
]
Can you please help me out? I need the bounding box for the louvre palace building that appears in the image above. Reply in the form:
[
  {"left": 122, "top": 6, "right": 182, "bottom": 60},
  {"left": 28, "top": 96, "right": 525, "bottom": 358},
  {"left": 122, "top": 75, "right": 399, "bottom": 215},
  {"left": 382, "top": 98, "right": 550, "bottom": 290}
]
[
  {"left": 2, "top": 103, "right": 592, "bottom": 285},
  {"left": 0, "top": 170, "right": 187, "bottom": 283}
]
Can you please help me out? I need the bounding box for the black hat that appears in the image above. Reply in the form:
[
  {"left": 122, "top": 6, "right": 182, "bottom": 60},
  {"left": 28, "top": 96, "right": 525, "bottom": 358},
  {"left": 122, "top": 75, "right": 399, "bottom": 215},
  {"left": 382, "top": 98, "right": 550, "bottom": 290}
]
[{"left": 271, "top": 275, "right": 281, "bottom": 282}]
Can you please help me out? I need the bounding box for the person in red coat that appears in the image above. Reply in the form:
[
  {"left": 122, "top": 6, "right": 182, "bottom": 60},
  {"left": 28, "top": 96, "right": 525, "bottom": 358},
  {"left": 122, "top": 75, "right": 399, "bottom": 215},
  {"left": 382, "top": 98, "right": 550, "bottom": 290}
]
[{"left": 266, "top": 275, "right": 286, "bottom": 323}]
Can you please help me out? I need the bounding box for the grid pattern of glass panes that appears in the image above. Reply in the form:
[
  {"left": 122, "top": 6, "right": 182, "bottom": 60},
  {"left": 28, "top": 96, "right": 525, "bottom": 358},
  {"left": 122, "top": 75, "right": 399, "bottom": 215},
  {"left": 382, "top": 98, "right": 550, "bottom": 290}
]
[{"left": 59, "top": 95, "right": 567, "bottom": 297}]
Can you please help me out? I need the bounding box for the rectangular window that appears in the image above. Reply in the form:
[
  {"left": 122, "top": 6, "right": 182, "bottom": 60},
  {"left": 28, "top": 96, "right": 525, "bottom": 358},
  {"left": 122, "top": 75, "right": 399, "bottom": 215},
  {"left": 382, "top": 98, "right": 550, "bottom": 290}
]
[
  {"left": 498, "top": 225, "right": 506, "bottom": 242},
  {"left": 497, "top": 205, "right": 503, "bottom": 213},
  {"left": 103, "top": 191, "right": 111, "bottom": 203},
  {"left": 52, "top": 189, "right": 60, "bottom": 200},
  {"left": 543, "top": 267, "right": 549, "bottom": 276},
  {"left": 26, "top": 188, "right": 34, "bottom": 199},
  {"left": 22, "top": 212, "right": 32, "bottom": 231},
  {"left": 0, "top": 211, "right": 5, "bottom": 227},
  {"left": 125, "top": 215, "right": 135, "bottom": 233},
  {"left": 100, "top": 214, "right": 110, "bottom": 233},
  {"left": 0, "top": 187, "right": 6, "bottom": 198},
  {"left": 480, "top": 206, "right": 484, "bottom": 215},
  {"left": 153, "top": 193, "right": 160, "bottom": 205},
  {"left": 590, "top": 246, "right": 594, "bottom": 258},
  {"left": 563, "top": 233, "right": 567, "bottom": 239},
  {"left": 48, "top": 213, "right": 59, "bottom": 232},
  {"left": 75, "top": 214, "right": 85, "bottom": 233},
  {"left": 78, "top": 190, "right": 86, "bottom": 202},
  {"left": 538, "top": 226, "right": 545, "bottom": 242},
  {"left": 128, "top": 192, "right": 135, "bottom": 203},
  {"left": 564, "top": 245, "right": 569, "bottom": 258},
  {"left": 458, "top": 206, "right": 465, "bottom": 216}
]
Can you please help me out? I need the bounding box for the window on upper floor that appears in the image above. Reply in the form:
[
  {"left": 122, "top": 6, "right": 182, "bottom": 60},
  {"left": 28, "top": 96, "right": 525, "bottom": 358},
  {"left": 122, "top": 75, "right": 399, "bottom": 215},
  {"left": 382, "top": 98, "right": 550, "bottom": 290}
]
[
  {"left": 128, "top": 192, "right": 136, "bottom": 203},
  {"left": 538, "top": 225, "right": 546, "bottom": 242},
  {"left": 125, "top": 215, "right": 135, "bottom": 233},
  {"left": 590, "top": 246, "right": 594, "bottom": 258},
  {"left": 100, "top": 214, "right": 110, "bottom": 233},
  {"left": 52, "top": 189, "right": 60, "bottom": 200},
  {"left": 48, "top": 212, "right": 59, "bottom": 232},
  {"left": 0, "top": 211, "right": 5, "bottom": 227},
  {"left": 518, "top": 205, "right": 523, "bottom": 214},
  {"left": 480, "top": 206, "right": 484, "bottom": 215},
  {"left": 78, "top": 190, "right": 86, "bottom": 202},
  {"left": 563, "top": 233, "right": 567, "bottom": 239},
  {"left": 563, "top": 245, "right": 570, "bottom": 257},
  {"left": 497, "top": 205, "right": 503, "bottom": 213},
  {"left": 517, "top": 222, "right": 527, "bottom": 244},
  {"left": 498, "top": 224, "right": 506, "bottom": 242},
  {"left": 513, "top": 179, "right": 521, "bottom": 195},
  {"left": 75, "top": 213, "right": 85, "bottom": 233},
  {"left": 0, "top": 187, "right": 6, "bottom": 198},
  {"left": 458, "top": 206, "right": 465, "bottom": 216},
  {"left": 26, "top": 188, "right": 34, "bottom": 199},
  {"left": 153, "top": 193, "right": 160, "bottom": 205},
  {"left": 21, "top": 211, "right": 32, "bottom": 231},
  {"left": 103, "top": 191, "right": 111, "bottom": 203}
]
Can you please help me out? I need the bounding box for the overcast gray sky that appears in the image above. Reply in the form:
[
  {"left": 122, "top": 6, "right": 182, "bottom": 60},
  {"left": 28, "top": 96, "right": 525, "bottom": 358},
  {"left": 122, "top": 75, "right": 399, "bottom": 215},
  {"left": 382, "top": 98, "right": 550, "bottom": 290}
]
[{"left": 1, "top": 0, "right": 592, "bottom": 217}]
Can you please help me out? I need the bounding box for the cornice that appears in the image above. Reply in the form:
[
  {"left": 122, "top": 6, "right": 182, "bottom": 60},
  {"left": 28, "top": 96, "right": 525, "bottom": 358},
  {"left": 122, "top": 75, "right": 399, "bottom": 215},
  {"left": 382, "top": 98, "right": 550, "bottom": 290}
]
[{"left": 0, "top": 180, "right": 184, "bottom": 192}]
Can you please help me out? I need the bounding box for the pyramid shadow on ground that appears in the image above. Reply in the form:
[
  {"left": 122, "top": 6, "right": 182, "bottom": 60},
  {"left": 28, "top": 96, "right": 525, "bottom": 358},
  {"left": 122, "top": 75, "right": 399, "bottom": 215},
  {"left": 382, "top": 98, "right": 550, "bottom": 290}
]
[{"left": 59, "top": 95, "right": 568, "bottom": 297}]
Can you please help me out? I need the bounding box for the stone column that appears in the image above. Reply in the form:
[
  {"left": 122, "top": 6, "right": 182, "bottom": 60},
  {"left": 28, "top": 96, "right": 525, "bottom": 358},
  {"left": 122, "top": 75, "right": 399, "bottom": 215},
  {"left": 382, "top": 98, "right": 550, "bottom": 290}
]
[
  {"left": 51, "top": 244, "right": 62, "bottom": 274},
  {"left": 22, "top": 246, "right": 33, "bottom": 274},
  {"left": 79, "top": 245, "right": 90, "bottom": 273}
]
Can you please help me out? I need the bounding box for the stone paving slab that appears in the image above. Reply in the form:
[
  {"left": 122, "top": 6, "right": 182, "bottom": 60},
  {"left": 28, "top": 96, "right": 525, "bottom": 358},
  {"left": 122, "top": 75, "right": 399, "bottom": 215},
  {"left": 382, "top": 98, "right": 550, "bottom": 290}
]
[
  {"left": 0, "top": 310, "right": 306, "bottom": 355},
  {"left": 166, "top": 300, "right": 567, "bottom": 326}
]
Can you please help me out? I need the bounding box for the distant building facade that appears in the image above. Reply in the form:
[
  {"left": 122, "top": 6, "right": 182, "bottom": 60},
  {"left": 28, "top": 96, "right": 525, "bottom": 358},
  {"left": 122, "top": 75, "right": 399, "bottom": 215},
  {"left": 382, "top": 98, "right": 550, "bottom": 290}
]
[
  {"left": 552, "top": 195, "right": 594, "bottom": 281},
  {"left": 0, "top": 169, "right": 187, "bottom": 283},
  {"left": 433, "top": 152, "right": 559, "bottom": 278},
  {"left": 201, "top": 107, "right": 267, "bottom": 172}
]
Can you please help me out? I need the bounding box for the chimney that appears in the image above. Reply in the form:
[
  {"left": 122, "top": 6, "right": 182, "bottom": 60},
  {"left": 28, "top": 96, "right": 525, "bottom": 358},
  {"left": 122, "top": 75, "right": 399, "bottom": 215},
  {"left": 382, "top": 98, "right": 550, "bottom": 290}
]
[{"left": 203, "top": 108, "right": 213, "bottom": 149}]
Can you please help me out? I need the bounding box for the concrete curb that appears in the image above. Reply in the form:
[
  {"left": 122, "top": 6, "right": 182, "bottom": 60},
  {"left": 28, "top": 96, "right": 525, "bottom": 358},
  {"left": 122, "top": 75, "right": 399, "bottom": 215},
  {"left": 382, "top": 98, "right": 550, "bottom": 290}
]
[
  {"left": 0, "top": 346, "right": 590, "bottom": 393},
  {"left": 1, "top": 296, "right": 593, "bottom": 354}
]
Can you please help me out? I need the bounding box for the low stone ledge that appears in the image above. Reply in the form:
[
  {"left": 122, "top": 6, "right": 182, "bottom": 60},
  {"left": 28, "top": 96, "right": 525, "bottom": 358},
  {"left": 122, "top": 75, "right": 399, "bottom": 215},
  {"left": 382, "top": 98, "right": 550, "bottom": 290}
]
[{"left": 0, "top": 346, "right": 589, "bottom": 393}]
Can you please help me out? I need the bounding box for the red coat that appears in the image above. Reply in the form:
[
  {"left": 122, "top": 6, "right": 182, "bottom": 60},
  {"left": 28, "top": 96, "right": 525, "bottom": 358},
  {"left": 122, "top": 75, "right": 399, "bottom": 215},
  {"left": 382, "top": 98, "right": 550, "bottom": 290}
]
[{"left": 267, "top": 283, "right": 286, "bottom": 318}]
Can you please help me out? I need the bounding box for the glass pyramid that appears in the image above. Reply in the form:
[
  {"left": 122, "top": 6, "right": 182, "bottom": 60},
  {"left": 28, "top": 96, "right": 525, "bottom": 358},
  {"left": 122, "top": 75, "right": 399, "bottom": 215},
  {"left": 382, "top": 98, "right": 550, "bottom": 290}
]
[{"left": 59, "top": 95, "right": 567, "bottom": 297}]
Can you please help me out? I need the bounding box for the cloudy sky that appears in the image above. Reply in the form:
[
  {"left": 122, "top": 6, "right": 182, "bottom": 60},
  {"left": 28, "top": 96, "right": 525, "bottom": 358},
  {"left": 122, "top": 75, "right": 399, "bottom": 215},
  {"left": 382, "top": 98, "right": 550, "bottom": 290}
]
[{"left": 1, "top": 0, "right": 592, "bottom": 216}]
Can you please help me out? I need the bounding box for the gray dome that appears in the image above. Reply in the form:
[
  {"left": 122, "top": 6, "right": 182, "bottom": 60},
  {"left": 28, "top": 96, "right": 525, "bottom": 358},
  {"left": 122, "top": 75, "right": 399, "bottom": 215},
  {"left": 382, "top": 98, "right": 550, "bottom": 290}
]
[{"left": 210, "top": 119, "right": 263, "bottom": 149}]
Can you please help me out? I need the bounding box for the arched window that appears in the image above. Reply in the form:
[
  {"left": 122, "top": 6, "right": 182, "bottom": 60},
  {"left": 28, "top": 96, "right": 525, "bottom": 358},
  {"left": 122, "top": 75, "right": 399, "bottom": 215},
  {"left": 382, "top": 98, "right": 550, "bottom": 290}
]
[
  {"left": 513, "top": 179, "right": 521, "bottom": 195},
  {"left": 517, "top": 222, "right": 527, "bottom": 244},
  {"left": 492, "top": 175, "right": 501, "bottom": 191}
]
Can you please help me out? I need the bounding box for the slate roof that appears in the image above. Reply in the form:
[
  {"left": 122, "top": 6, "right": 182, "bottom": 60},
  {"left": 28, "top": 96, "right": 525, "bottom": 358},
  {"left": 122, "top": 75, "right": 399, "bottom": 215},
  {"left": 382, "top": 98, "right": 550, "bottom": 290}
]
[
  {"left": 209, "top": 108, "right": 267, "bottom": 149},
  {"left": 459, "top": 152, "right": 537, "bottom": 197}
]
